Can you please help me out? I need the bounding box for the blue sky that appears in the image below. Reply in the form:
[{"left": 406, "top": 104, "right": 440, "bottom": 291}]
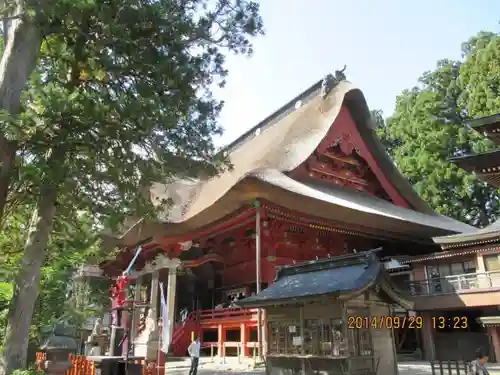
[{"left": 214, "top": 0, "right": 500, "bottom": 146}]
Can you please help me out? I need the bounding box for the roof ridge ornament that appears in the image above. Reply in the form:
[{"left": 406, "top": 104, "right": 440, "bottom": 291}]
[{"left": 320, "top": 65, "right": 347, "bottom": 98}]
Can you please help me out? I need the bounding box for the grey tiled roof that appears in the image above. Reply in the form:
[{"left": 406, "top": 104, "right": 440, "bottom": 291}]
[
  {"left": 237, "top": 251, "right": 413, "bottom": 308},
  {"left": 238, "top": 258, "right": 378, "bottom": 306}
]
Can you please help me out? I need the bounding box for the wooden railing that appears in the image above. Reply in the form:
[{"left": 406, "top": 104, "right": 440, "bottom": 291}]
[
  {"left": 405, "top": 271, "right": 500, "bottom": 296},
  {"left": 198, "top": 307, "right": 258, "bottom": 321},
  {"left": 169, "top": 307, "right": 259, "bottom": 356},
  {"left": 35, "top": 353, "right": 156, "bottom": 375}
]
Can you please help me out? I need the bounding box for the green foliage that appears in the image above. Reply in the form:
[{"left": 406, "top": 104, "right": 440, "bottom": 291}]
[
  {"left": 380, "top": 32, "right": 500, "bottom": 226},
  {"left": 10, "top": 368, "right": 41, "bottom": 375},
  {"left": 4, "top": 0, "right": 264, "bottom": 230},
  {"left": 0, "top": 282, "right": 13, "bottom": 343},
  {"left": 0, "top": 206, "right": 109, "bottom": 343},
  {"left": 459, "top": 34, "right": 500, "bottom": 118}
]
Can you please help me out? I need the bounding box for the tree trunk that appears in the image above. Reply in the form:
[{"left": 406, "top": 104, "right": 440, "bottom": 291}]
[
  {"left": 0, "top": 1, "right": 42, "bottom": 224},
  {"left": 0, "top": 186, "right": 58, "bottom": 375},
  {"left": 0, "top": 137, "right": 16, "bottom": 225}
]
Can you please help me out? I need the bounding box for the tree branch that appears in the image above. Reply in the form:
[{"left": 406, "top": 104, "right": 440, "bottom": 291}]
[{"left": 0, "top": 13, "right": 22, "bottom": 21}]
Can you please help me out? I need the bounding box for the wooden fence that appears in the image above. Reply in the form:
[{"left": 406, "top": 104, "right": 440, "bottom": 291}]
[{"left": 35, "top": 353, "right": 157, "bottom": 375}]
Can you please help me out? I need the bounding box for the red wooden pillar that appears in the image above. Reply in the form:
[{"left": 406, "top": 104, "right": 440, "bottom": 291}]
[
  {"left": 240, "top": 323, "right": 249, "bottom": 357},
  {"left": 218, "top": 324, "right": 224, "bottom": 357},
  {"left": 158, "top": 351, "right": 166, "bottom": 372},
  {"left": 262, "top": 309, "right": 267, "bottom": 355}
]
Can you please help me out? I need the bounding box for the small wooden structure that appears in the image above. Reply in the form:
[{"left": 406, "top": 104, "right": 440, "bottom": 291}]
[{"left": 237, "top": 250, "right": 414, "bottom": 375}]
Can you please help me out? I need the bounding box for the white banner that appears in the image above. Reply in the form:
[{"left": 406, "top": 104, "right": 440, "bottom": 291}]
[{"left": 159, "top": 282, "right": 170, "bottom": 353}]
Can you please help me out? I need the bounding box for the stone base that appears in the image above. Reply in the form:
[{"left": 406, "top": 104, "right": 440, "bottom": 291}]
[{"left": 42, "top": 360, "right": 73, "bottom": 375}]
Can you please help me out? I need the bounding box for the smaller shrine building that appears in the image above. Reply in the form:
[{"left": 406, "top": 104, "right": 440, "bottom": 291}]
[{"left": 237, "top": 250, "right": 413, "bottom": 375}]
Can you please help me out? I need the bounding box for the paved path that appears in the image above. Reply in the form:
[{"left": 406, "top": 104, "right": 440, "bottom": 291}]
[{"left": 163, "top": 358, "right": 432, "bottom": 375}]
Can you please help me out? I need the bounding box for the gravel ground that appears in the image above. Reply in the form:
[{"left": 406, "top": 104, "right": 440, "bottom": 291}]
[
  {"left": 163, "top": 357, "right": 500, "bottom": 375},
  {"left": 163, "top": 367, "right": 430, "bottom": 375},
  {"left": 163, "top": 358, "right": 443, "bottom": 375}
]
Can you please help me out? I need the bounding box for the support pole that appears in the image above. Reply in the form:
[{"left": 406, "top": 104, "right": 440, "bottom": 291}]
[
  {"left": 254, "top": 200, "right": 263, "bottom": 360},
  {"left": 130, "top": 276, "right": 143, "bottom": 346},
  {"left": 150, "top": 270, "right": 159, "bottom": 319}
]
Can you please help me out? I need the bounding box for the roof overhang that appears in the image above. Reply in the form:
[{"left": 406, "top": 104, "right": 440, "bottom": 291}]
[
  {"left": 433, "top": 232, "right": 500, "bottom": 248},
  {"left": 449, "top": 149, "right": 500, "bottom": 171},
  {"left": 433, "top": 219, "right": 500, "bottom": 248},
  {"left": 104, "top": 170, "right": 473, "bottom": 249},
  {"left": 466, "top": 113, "right": 500, "bottom": 129},
  {"left": 449, "top": 149, "right": 500, "bottom": 188},
  {"left": 398, "top": 244, "right": 500, "bottom": 264}
]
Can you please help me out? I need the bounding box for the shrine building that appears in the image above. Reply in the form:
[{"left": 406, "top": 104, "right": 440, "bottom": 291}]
[
  {"left": 99, "top": 75, "right": 474, "bottom": 365},
  {"left": 394, "top": 112, "right": 500, "bottom": 362}
]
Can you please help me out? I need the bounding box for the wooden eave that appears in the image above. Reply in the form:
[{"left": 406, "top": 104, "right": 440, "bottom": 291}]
[
  {"left": 449, "top": 149, "right": 500, "bottom": 171},
  {"left": 433, "top": 218, "right": 500, "bottom": 249},
  {"left": 449, "top": 149, "right": 500, "bottom": 188},
  {"left": 398, "top": 242, "right": 500, "bottom": 264},
  {"left": 105, "top": 172, "right": 473, "bottom": 251},
  {"left": 434, "top": 233, "right": 500, "bottom": 249},
  {"left": 481, "top": 128, "right": 500, "bottom": 144},
  {"left": 466, "top": 113, "right": 500, "bottom": 145},
  {"left": 477, "top": 316, "right": 500, "bottom": 327}
]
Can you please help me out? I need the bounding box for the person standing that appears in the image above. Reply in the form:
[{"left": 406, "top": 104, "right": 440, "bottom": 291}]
[
  {"left": 187, "top": 335, "right": 201, "bottom": 375},
  {"left": 467, "top": 348, "right": 490, "bottom": 375}
]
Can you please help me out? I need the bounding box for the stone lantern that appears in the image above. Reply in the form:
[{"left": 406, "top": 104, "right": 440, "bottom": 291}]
[{"left": 38, "top": 324, "right": 78, "bottom": 375}]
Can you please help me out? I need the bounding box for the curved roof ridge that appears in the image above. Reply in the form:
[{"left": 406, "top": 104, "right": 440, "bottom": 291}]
[{"left": 150, "top": 79, "right": 442, "bottom": 224}]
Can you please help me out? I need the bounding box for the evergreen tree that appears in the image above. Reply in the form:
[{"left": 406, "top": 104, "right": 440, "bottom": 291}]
[
  {"left": 382, "top": 32, "right": 500, "bottom": 227},
  {"left": 0, "top": 0, "right": 264, "bottom": 373}
]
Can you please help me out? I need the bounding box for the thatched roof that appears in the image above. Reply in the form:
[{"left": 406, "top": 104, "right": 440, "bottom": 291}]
[{"left": 105, "top": 79, "right": 473, "bottom": 249}]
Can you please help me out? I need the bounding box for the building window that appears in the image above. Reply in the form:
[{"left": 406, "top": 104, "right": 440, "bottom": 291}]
[
  {"left": 426, "top": 260, "right": 476, "bottom": 278},
  {"left": 484, "top": 254, "right": 500, "bottom": 272},
  {"left": 463, "top": 260, "right": 476, "bottom": 274}
]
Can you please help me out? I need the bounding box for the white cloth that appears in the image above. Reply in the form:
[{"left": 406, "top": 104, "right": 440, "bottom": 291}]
[
  {"left": 88, "top": 346, "right": 101, "bottom": 356},
  {"left": 188, "top": 340, "right": 201, "bottom": 358}
]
